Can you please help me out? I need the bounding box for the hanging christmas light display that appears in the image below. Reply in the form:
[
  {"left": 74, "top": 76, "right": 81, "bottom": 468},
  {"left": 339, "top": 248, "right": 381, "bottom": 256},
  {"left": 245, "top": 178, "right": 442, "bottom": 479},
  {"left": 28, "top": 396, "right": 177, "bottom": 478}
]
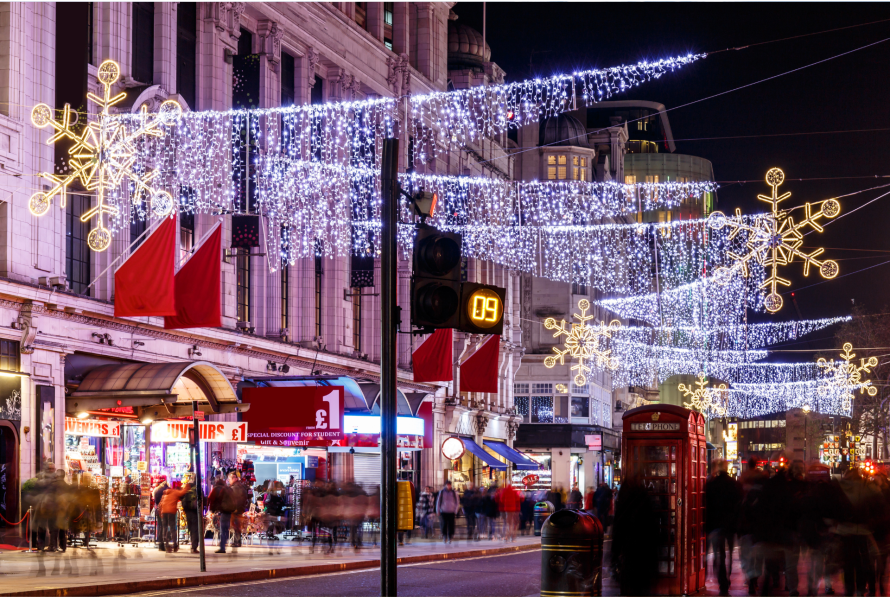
[
  {"left": 29, "top": 59, "right": 182, "bottom": 251},
  {"left": 410, "top": 52, "right": 705, "bottom": 162},
  {"left": 817, "top": 342, "right": 878, "bottom": 411},
  {"left": 543, "top": 298, "right": 620, "bottom": 386},
  {"left": 679, "top": 373, "right": 728, "bottom": 418},
  {"left": 708, "top": 167, "right": 841, "bottom": 313}
]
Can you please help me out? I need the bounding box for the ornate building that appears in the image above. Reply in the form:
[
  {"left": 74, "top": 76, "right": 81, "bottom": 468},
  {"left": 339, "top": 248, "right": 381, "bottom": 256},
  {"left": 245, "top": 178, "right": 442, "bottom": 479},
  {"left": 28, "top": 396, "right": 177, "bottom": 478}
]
[{"left": 0, "top": 1, "right": 521, "bottom": 511}]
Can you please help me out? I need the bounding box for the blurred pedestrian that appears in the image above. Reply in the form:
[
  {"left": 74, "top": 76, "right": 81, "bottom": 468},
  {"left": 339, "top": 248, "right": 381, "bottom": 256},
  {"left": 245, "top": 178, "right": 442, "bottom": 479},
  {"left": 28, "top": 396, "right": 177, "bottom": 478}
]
[
  {"left": 180, "top": 474, "right": 204, "bottom": 554},
  {"left": 593, "top": 482, "right": 613, "bottom": 534},
  {"left": 208, "top": 476, "right": 236, "bottom": 553},
  {"left": 567, "top": 484, "right": 583, "bottom": 510},
  {"left": 417, "top": 485, "right": 434, "bottom": 539},
  {"left": 610, "top": 474, "right": 659, "bottom": 595},
  {"left": 483, "top": 484, "right": 500, "bottom": 539},
  {"left": 497, "top": 483, "right": 521, "bottom": 542},
  {"left": 837, "top": 468, "right": 882, "bottom": 596},
  {"left": 229, "top": 472, "right": 248, "bottom": 547},
  {"left": 158, "top": 480, "right": 191, "bottom": 553},
  {"left": 583, "top": 486, "right": 595, "bottom": 515},
  {"left": 738, "top": 457, "right": 767, "bottom": 595},
  {"left": 153, "top": 476, "right": 169, "bottom": 551},
  {"left": 436, "top": 480, "right": 459, "bottom": 544},
  {"left": 705, "top": 459, "right": 742, "bottom": 595},
  {"left": 461, "top": 482, "right": 479, "bottom": 541}
]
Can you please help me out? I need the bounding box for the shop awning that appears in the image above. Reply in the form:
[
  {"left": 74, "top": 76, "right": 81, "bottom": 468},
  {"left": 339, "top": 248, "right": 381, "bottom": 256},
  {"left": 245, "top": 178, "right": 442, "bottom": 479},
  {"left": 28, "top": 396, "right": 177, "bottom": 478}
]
[
  {"left": 255, "top": 376, "right": 370, "bottom": 411},
  {"left": 483, "top": 440, "right": 540, "bottom": 470},
  {"left": 462, "top": 438, "right": 507, "bottom": 471},
  {"left": 68, "top": 361, "right": 241, "bottom": 416}
]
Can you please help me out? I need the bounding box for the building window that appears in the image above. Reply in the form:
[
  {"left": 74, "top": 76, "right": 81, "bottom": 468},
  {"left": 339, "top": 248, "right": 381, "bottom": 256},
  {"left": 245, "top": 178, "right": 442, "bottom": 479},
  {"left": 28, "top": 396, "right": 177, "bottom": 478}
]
[
  {"left": 130, "top": 214, "right": 146, "bottom": 250},
  {"left": 625, "top": 175, "right": 636, "bottom": 185},
  {"left": 558, "top": 166, "right": 566, "bottom": 180},
  {"left": 548, "top": 167, "right": 556, "bottom": 180},
  {"left": 580, "top": 169, "right": 587, "bottom": 182},
  {"left": 573, "top": 167, "right": 579, "bottom": 180},
  {"left": 281, "top": 264, "right": 289, "bottom": 333},
  {"left": 354, "top": 2, "right": 367, "bottom": 29},
  {"left": 236, "top": 248, "right": 250, "bottom": 323},
  {"left": 515, "top": 396, "right": 529, "bottom": 422},
  {"left": 315, "top": 246, "right": 323, "bottom": 339},
  {"left": 281, "top": 52, "right": 295, "bottom": 107},
  {"left": 514, "top": 383, "right": 529, "bottom": 395},
  {"left": 132, "top": 2, "right": 154, "bottom": 84},
  {"left": 580, "top": 157, "right": 587, "bottom": 167},
  {"left": 384, "top": 1, "right": 394, "bottom": 49},
  {"left": 547, "top": 155, "right": 556, "bottom": 165},
  {"left": 572, "top": 156, "right": 579, "bottom": 166},
  {"left": 557, "top": 155, "right": 566, "bottom": 165},
  {"left": 176, "top": 2, "right": 197, "bottom": 109},
  {"left": 179, "top": 212, "right": 194, "bottom": 262},
  {"left": 571, "top": 396, "right": 589, "bottom": 419},
  {"left": 0, "top": 340, "right": 20, "bottom": 372},
  {"left": 351, "top": 288, "right": 362, "bottom": 352},
  {"left": 531, "top": 396, "right": 554, "bottom": 423},
  {"left": 66, "top": 195, "right": 91, "bottom": 295}
]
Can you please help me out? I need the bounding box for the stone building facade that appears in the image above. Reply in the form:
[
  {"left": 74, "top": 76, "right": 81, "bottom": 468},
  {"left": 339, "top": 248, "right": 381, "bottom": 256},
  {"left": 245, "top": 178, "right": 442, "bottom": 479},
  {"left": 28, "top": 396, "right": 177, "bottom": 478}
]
[{"left": 0, "top": 1, "right": 521, "bottom": 508}]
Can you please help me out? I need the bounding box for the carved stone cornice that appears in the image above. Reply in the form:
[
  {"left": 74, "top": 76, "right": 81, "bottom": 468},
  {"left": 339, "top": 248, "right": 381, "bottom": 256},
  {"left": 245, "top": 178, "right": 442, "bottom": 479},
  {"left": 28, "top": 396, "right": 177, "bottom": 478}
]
[{"left": 257, "top": 19, "right": 283, "bottom": 66}]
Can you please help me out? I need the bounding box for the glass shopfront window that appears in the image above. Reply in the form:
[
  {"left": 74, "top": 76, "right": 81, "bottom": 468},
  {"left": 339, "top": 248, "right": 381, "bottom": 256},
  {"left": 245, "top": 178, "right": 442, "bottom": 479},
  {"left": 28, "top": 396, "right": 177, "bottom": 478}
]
[{"left": 511, "top": 452, "right": 552, "bottom": 492}]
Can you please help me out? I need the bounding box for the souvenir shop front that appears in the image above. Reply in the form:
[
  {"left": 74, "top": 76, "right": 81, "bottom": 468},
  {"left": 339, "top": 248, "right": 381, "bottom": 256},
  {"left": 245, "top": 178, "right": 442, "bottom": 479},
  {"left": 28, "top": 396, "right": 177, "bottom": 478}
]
[
  {"left": 63, "top": 360, "right": 247, "bottom": 541},
  {"left": 443, "top": 436, "right": 539, "bottom": 493}
]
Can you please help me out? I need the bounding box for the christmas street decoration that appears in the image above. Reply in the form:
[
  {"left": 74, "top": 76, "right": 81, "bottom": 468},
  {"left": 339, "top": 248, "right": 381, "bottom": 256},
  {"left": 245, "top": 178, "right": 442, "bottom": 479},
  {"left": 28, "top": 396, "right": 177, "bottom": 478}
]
[
  {"left": 708, "top": 167, "right": 840, "bottom": 313},
  {"left": 817, "top": 342, "right": 877, "bottom": 411},
  {"left": 29, "top": 59, "right": 182, "bottom": 251},
  {"left": 679, "top": 372, "right": 727, "bottom": 418},
  {"left": 543, "top": 298, "right": 620, "bottom": 386}
]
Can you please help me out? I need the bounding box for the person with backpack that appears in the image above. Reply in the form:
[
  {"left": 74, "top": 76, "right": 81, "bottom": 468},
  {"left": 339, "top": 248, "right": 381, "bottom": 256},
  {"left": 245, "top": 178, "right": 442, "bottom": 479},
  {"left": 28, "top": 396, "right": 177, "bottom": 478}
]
[
  {"left": 180, "top": 474, "right": 205, "bottom": 554},
  {"left": 208, "top": 476, "right": 236, "bottom": 553}
]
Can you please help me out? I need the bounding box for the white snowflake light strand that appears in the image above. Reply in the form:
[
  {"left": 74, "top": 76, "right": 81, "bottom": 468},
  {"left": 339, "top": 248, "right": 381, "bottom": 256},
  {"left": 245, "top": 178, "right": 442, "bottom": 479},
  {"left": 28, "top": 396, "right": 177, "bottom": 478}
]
[
  {"left": 679, "top": 373, "right": 728, "bottom": 419},
  {"left": 410, "top": 52, "right": 706, "bottom": 162},
  {"left": 817, "top": 342, "right": 878, "bottom": 411},
  {"left": 543, "top": 299, "right": 621, "bottom": 386},
  {"left": 725, "top": 380, "right": 862, "bottom": 418}
]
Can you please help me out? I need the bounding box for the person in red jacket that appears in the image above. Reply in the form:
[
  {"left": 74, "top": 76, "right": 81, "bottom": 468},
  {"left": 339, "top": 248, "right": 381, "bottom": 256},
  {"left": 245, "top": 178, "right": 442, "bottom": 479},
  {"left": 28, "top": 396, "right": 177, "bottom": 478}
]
[
  {"left": 158, "top": 482, "right": 191, "bottom": 553},
  {"left": 496, "top": 484, "right": 521, "bottom": 542}
]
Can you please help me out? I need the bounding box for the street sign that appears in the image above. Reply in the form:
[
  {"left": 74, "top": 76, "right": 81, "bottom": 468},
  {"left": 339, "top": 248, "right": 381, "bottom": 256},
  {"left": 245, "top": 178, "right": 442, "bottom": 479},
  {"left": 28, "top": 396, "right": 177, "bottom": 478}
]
[
  {"left": 194, "top": 410, "right": 205, "bottom": 421},
  {"left": 241, "top": 386, "right": 345, "bottom": 445}
]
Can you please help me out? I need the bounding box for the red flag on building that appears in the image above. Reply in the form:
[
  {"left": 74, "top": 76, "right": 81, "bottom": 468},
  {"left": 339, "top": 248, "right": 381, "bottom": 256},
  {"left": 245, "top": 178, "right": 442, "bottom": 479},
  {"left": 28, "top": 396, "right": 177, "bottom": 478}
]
[
  {"left": 114, "top": 217, "right": 177, "bottom": 318},
  {"left": 460, "top": 335, "right": 500, "bottom": 393},
  {"left": 412, "top": 328, "right": 453, "bottom": 383},
  {"left": 164, "top": 225, "right": 222, "bottom": 329}
]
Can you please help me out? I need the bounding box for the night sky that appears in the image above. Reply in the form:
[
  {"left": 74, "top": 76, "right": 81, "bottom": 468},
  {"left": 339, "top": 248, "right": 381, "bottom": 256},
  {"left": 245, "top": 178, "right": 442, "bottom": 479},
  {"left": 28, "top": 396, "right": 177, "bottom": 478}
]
[{"left": 455, "top": 3, "right": 890, "bottom": 348}]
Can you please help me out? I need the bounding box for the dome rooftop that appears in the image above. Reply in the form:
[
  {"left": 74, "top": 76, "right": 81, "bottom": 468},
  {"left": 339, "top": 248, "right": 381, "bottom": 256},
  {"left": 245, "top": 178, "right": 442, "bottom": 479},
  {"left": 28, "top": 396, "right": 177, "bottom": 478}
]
[
  {"left": 448, "top": 20, "right": 491, "bottom": 69},
  {"left": 539, "top": 114, "right": 590, "bottom": 148}
]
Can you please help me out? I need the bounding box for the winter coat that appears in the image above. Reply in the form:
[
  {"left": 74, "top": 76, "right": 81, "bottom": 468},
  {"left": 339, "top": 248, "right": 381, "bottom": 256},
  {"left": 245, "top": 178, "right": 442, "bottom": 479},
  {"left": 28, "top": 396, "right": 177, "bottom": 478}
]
[
  {"left": 159, "top": 485, "right": 190, "bottom": 515},
  {"left": 435, "top": 487, "right": 459, "bottom": 514},
  {"left": 208, "top": 482, "right": 236, "bottom": 514}
]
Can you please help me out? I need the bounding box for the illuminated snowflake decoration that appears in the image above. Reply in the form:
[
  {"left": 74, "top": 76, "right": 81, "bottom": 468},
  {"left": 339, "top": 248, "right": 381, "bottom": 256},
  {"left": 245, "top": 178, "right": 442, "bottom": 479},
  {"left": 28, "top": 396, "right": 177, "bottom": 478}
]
[
  {"left": 818, "top": 343, "right": 877, "bottom": 411},
  {"left": 679, "top": 372, "right": 727, "bottom": 419},
  {"left": 708, "top": 167, "right": 840, "bottom": 313},
  {"left": 543, "top": 299, "right": 620, "bottom": 386},
  {"left": 29, "top": 59, "right": 182, "bottom": 251}
]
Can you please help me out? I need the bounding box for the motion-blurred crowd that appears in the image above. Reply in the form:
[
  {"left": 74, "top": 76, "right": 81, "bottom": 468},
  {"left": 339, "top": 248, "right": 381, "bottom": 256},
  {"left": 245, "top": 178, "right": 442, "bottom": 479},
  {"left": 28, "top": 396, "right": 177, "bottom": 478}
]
[{"left": 609, "top": 458, "right": 890, "bottom": 596}]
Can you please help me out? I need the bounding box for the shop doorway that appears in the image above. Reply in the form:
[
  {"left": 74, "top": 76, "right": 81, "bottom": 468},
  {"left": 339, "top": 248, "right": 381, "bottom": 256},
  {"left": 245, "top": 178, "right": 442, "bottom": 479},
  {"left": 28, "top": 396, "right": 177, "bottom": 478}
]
[{"left": 0, "top": 421, "right": 19, "bottom": 525}]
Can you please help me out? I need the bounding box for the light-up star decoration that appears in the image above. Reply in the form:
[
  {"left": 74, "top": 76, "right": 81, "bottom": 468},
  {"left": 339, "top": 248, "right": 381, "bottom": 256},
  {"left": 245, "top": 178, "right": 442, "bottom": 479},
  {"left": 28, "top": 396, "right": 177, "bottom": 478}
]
[
  {"left": 29, "top": 59, "right": 182, "bottom": 251},
  {"left": 817, "top": 343, "right": 877, "bottom": 411},
  {"left": 543, "top": 299, "right": 620, "bottom": 386},
  {"left": 679, "top": 372, "right": 727, "bottom": 419},
  {"left": 708, "top": 167, "right": 840, "bottom": 313}
]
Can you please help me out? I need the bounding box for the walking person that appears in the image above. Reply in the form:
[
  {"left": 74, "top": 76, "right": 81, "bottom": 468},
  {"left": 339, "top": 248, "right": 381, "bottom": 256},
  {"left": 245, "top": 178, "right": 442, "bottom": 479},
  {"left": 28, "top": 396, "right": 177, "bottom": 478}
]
[
  {"left": 497, "top": 483, "right": 521, "bottom": 542},
  {"left": 461, "top": 482, "right": 479, "bottom": 542},
  {"left": 158, "top": 480, "right": 191, "bottom": 553},
  {"left": 228, "top": 472, "right": 248, "bottom": 547},
  {"left": 180, "top": 474, "right": 204, "bottom": 554},
  {"left": 416, "top": 486, "right": 434, "bottom": 539},
  {"left": 567, "top": 484, "right": 583, "bottom": 510},
  {"left": 705, "top": 459, "right": 742, "bottom": 596},
  {"left": 435, "top": 480, "right": 459, "bottom": 544},
  {"left": 593, "top": 482, "right": 613, "bottom": 535},
  {"left": 153, "top": 476, "right": 169, "bottom": 551},
  {"left": 208, "top": 476, "right": 236, "bottom": 553}
]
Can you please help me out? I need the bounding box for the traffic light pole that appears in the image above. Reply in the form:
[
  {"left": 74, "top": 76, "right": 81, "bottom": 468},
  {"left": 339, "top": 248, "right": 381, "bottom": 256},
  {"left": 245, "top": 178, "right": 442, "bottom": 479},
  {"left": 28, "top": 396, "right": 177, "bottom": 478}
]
[{"left": 380, "top": 138, "right": 399, "bottom": 597}]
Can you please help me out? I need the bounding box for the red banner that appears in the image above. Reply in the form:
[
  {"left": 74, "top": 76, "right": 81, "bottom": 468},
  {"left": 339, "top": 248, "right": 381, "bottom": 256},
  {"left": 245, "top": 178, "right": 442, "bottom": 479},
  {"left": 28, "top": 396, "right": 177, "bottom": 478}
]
[{"left": 242, "top": 386, "right": 345, "bottom": 446}]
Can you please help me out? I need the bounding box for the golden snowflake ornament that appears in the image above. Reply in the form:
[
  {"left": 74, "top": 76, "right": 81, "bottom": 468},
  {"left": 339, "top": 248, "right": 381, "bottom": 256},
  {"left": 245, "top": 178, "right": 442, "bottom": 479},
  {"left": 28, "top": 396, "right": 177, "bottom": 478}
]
[
  {"left": 818, "top": 342, "right": 877, "bottom": 411},
  {"left": 543, "top": 299, "right": 620, "bottom": 386},
  {"left": 29, "top": 59, "right": 182, "bottom": 251},
  {"left": 708, "top": 167, "right": 840, "bottom": 313},
  {"left": 679, "top": 372, "right": 727, "bottom": 419}
]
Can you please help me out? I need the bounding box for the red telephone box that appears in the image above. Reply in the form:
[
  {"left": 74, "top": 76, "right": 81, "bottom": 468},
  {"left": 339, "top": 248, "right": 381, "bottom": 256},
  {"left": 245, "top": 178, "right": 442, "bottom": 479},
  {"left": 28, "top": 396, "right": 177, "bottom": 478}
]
[{"left": 622, "top": 404, "right": 707, "bottom": 596}]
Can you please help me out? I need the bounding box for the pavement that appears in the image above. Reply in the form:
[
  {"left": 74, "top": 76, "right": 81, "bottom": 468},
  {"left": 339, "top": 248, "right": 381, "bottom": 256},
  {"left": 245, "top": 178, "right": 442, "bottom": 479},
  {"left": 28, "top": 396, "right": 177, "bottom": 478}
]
[{"left": 0, "top": 535, "right": 541, "bottom": 597}]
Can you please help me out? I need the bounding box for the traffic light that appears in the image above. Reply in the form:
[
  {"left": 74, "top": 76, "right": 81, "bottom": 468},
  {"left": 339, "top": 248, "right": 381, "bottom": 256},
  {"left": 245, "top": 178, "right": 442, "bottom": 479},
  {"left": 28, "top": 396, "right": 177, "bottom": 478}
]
[
  {"left": 459, "top": 282, "right": 507, "bottom": 335},
  {"left": 410, "top": 224, "right": 507, "bottom": 335},
  {"left": 411, "top": 224, "right": 462, "bottom": 329}
]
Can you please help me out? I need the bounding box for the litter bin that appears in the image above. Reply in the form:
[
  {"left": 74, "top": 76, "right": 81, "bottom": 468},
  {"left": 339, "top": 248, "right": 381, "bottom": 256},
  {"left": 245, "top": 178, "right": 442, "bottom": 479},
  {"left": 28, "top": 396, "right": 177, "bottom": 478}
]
[
  {"left": 533, "top": 501, "right": 554, "bottom": 536},
  {"left": 541, "top": 508, "right": 604, "bottom": 596}
]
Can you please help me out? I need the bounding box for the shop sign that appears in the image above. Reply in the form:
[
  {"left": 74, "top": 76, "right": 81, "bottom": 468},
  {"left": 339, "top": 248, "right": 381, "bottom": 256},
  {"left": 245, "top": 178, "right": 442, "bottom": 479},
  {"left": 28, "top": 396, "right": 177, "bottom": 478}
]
[
  {"left": 194, "top": 411, "right": 205, "bottom": 421},
  {"left": 441, "top": 437, "right": 465, "bottom": 460},
  {"left": 521, "top": 474, "right": 540, "bottom": 487},
  {"left": 151, "top": 421, "right": 248, "bottom": 443},
  {"left": 65, "top": 417, "right": 121, "bottom": 437},
  {"left": 242, "top": 386, "right": 345, "bottom": 446},
  {"left": 108, "top": 466, "right": 124, "bottom": 477},
  {"left": 136, "top": 461, "right": 147, "bottom": 471},
  {"left": 585, "top": 434, "right": 602, "bottom": 450}
]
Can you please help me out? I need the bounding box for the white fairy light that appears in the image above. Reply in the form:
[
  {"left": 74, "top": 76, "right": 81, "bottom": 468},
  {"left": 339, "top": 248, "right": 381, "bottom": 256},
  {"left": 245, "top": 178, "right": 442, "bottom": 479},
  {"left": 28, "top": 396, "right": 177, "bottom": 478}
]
[{"left": 410, "top": 52, "right": 706, "bottom": 162}]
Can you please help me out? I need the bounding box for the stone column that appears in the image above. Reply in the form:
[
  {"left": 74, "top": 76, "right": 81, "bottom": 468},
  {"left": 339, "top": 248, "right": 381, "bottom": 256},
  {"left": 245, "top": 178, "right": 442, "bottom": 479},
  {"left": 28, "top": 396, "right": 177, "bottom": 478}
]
[
  {"left": 153, "top": 3, "right": 177, "bottom": 91},
  {"left": 392, "top": 2, "right": 409, "bottom": 56},
  {"left": 366, "top": 3, "right": 384, "bottom": 42}
]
